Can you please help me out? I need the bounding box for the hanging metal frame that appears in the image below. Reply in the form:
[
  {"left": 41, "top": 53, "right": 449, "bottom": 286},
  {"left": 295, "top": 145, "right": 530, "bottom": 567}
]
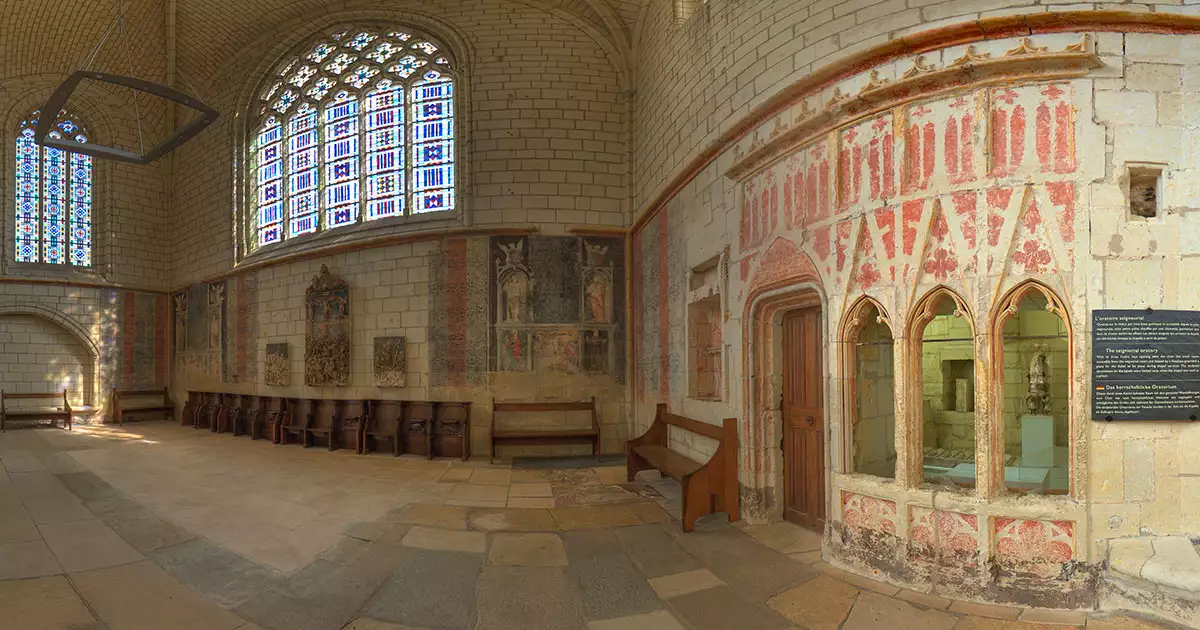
[{"left": 33, "top": 0, "right": 218, "bottom": 164}]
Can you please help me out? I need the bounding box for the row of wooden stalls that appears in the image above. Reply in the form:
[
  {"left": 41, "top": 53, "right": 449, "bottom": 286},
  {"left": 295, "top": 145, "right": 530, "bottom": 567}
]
[{"left": 180, "top": 392, "right": 471, "bottom": 459}]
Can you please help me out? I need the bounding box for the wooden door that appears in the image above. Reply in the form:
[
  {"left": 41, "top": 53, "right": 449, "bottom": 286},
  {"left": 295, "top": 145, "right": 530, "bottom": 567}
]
[{"left": 782, "top": 307, "right": 825, "bottom": 530}]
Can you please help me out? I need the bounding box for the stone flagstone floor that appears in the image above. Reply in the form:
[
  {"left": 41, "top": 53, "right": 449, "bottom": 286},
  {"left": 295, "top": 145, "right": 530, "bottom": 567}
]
[{"left": 0, "top": 423, "right": 1180, "bottom": 630}]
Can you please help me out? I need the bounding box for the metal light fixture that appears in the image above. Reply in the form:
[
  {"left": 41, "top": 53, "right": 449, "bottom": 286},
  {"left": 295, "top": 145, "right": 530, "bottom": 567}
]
[{"left": 33, "top": 1, "right": 219, "bottom": 164}]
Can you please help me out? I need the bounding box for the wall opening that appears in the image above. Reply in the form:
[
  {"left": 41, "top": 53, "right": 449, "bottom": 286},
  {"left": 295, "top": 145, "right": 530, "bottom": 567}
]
[
  {"left": 1128, "top": 164, "right": 1162, "bottom": 218},
  {"left": 0, "top": 314, "right": 95, "bottom": 407},
  {"left": 912, "top": 290, "right": 976, "bottom": 489},
  {"left": 996, "top": 285, "right": 1071, "bottom": 495},
  {"left": 844, "top": 298, "right": 896, "bottom": 479}
]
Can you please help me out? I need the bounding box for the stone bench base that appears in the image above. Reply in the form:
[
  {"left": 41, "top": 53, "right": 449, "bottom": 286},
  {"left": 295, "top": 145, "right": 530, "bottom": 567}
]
[{"left": 1103, "top": 536, "right": 1200, "bottom": 628}]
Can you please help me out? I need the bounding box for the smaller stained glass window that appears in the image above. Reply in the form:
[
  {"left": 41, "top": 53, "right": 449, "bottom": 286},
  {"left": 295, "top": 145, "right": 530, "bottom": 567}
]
[{"left": 14, "top": 110, "right": 93, "bottom": 265}]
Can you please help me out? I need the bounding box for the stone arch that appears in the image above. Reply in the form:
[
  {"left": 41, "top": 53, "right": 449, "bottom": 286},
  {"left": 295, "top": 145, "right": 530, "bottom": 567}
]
[
  {"left": 741, "top": 246, "right": 825, "bottom": 522},
  {"left": 902, "top": 285, "right": 976, "bottom": 489},
  {"left": 988, "top": 279, "right": 1076, "bottom": 497},
  {"left": 0, "top": 302, "right": 100, "bottom": 406},
  {"left": 839, "top": 295, "right": 896, "bottom": 478}
]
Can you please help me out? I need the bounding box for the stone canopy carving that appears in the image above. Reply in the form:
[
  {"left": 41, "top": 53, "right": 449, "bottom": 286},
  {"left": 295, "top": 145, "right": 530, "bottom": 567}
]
[{"left": 305, "top": 265, "right": 350, "bottom": 387}]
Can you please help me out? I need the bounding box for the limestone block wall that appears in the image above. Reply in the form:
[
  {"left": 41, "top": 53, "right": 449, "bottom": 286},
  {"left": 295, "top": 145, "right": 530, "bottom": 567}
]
[
  {"left": 0, "top": 315, "right": 92, "bottom": 406},
  {"left": 172, "top": 232, "right": 629, "bottom": 457},
  {"left": 168, "top": 1, "right": 630, "bottom": 287},
  {"left": 627, "top": 19, "right": 1200, "bottom": 608}
]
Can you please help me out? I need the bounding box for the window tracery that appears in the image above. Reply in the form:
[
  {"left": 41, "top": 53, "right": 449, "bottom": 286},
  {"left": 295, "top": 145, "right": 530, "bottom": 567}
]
[
  {"left": 251, "top": 27, "right": 456, "bottom": 249},
  {"left": 14, "top": 110, "right": 92, "bottom": 266}
]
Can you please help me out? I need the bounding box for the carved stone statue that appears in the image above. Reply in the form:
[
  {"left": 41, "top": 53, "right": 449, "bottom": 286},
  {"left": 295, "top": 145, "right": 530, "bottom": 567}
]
[
  {"left": 496, "top": 240, "right": 531, "bottom": 324},
  {"left": 1025, "top": 351, "right": 1051, "bottom": 415}
]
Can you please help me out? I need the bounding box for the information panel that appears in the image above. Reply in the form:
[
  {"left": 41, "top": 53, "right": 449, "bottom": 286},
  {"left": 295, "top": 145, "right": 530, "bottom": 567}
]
[{"left": 1092, "top": 309, "right": 1200, "bottom": 421}]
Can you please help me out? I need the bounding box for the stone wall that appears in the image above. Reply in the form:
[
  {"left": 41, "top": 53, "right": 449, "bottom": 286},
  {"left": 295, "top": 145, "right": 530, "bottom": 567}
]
[
  {"left": 168, "top": 1, "right": 629, "bottom": 287},
  {"left": 628, "top": 22, "right": 1200, "bottom": 608},
  {"left": 172, "top": 232, "right": 628, "bottom": 457}
]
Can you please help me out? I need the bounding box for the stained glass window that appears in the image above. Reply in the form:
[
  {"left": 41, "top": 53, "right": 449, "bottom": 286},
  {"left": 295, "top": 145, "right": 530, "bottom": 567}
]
[
  {"left": 14, "top": 111, "right": 92, "bottom": 265},
  {"left": 251, "top": 27, "right": 456, "bottom": 248}
]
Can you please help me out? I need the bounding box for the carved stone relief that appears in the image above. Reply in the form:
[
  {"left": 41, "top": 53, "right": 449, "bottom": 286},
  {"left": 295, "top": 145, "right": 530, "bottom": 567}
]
[
  {"left": 305, "top": 265, "right": 350, "bottom": 387},
  {"left": 173, "top": 292, "right": 187, "bottom": 354},
  {"left": 374, "top": 337, "right": 406, "bottom": 387},
  {"left": 265, "top": 343, "right": 289, "bottom": 386}
]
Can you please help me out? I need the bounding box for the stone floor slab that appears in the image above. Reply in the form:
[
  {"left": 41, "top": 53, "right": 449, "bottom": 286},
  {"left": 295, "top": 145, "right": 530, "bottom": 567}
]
[
  {"left": 469, "top": 507, "right": 558, "bottom": 532},
  {"left": 106, "top": 512, "right": 197, "bottom": 553},
  {"left": 587, "top": 610, "right": 685, "bottom": 630},
  {"left": 0, "top": 510, "right": 40, "bottom": 543},
  {"left": 39, "top": 518, "right": 143, "bottom": 572},
  {"left": 1086, "top": 614, "right": 1175, "bottom": 629},
  {"left": 509, "top": 482, "right": 553, "bottom": 498},
  {"left": 73, "top": 560, "right": 245, "bottom": 630},
  {"left": 151, "top": 537, "right": 285, "bottom": 609},
  {"left": 345, "top": 619, "right": 433, "bottom": 630},
  {"left": 647, "top": 568, "right": 724, "bottom": 599},
  {"left": 0, "top": 540, "right": 62, "bottom": 579},
  {"left": 675, "top": 527, "right": 817, "bottom": 602},
  {"left": 402, "top": 525, "right": 487, "bottom": 553},
  {"left": 393, "top": 504, "right": 469, "bottom": 530},
  {"left": 57, "top": 471, "right": 121, "bottom": 502},
  {"left": 570, "top": 552, "right": 663, "bottom": 620},
  {"left": 954, "top": 618, "right": 1076, "bottom": 629},
  {"left": 767, "top": 575, "right": 859, "bottom": 630},
  {"left": 468, "top": 468, "right": 512, "bottom": 486},
  {"left": 742, "top": 521, "right": 823, "bottom": 553},
  {"left": 615, "top": 524, "right": 701, "bottom": 578},
  {"left": 842, "top": 591, "right": 957, "bottom": 630},
  {"left": 668, "top": 584, "right": 794, "bottom": 630},
  {"left": 488, "top": 532, "right": 568, "bottom": 566},
  {"left": 563, "top": 529, "right": 624, "bottom": 561},
  {"left": 553, "top": 505, "right": 643, "bottom": 530},
  {"left": 363, "top": 549, "right": 483, "bottom": 630},
  {"left": 22, "top": 494, "right": 95, "bottom": 524},
  {"left": 0, "top": 574, "right": 97, "bottom": 630},
  {"left": 506, "top": 497, "right": 556, "bottom": 508},
  {"left": 475, "top": 566, "right": 586, "bottom": 630},
  {"left": 450, "top": 484, "right": 509, "bottom": 503}
]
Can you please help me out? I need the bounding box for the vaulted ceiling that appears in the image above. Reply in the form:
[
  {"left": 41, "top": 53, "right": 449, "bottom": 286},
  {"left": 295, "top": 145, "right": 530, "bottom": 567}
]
[{"left": 0, "top": 0, "right": 647, "bottom": 88}]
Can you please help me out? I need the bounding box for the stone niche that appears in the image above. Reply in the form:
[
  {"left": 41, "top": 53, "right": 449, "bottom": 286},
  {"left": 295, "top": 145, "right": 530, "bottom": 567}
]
[{"left": 686, "top": 249, "right": 727, "bottom": 401}]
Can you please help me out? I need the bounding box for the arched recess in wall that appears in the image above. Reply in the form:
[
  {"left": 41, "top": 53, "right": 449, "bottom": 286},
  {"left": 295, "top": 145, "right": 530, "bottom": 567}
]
[
  {"left": 0, "top": 303, "right": 99, "bottom": 406},
  {"left": 840, "top": 296, "right": 896, "bottom": 480},
  {"left": 989, "top": 280, "right": 1073, "bottom": 497},
  {"left": 906, "top": 286, "right": 976, "bottom": 490},
  {"left": 741, "top": 237, "right": 824, "bottom": 520}
]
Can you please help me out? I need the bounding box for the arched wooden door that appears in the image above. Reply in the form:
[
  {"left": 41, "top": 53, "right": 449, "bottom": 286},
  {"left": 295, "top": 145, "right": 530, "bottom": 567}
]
[{"left": 781, "top": 307, "right": 824, "bottom": 530}]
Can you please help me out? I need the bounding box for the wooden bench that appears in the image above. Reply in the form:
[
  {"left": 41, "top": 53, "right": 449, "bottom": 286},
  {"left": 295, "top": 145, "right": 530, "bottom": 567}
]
[
  {"left": 110, "top": 387, "right": 174, "bottom": 426},
  {"left": 490, "top": 398, "right": 599, "bottom": 464},
  {"left": 433, "top": 402, "right": 471, "bottom": 461},
  {"left": 253, "top": 397, "right": 287, "bottom": 443},
  {"left": 279, "top": 398, "right": 310, "bottom": 446},
  {"left": 334, "top": 400, "right": 367, "bottom": 454},
  {"left": 626, "top": 404, "right": 740, "bottom": 532},
  {"left": 361, "top": 399, "right": 403, "bottom": 456},
  {"left": 180, "top": 391, "right": 201, "bottom": 427},
  {"left": 232, "top": 395, "right": 260, "bottom": 437},
  {"left": 1, "top": 390, "right": 71, "bottom": 432}
]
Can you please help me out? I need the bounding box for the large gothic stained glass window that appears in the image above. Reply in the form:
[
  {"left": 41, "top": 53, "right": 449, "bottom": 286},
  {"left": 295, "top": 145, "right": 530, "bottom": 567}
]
[
  {"left": 251, "top": 28, "right": 456, "bottom": 248},
  {"left": 14, "top": 111, "right": 93, "bottom": 266}
]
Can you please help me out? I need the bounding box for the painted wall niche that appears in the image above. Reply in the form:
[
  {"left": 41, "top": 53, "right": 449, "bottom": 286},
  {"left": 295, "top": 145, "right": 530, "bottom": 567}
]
[{"left": 686, "top": 248, "right": 728, "bottom": 401}]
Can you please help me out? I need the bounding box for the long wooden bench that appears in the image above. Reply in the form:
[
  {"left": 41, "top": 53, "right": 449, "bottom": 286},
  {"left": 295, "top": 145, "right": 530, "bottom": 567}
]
[
  {"left": 1, "top": 390, "right": 71, "bottom": 432},
  {"left": 111, "top": 387, "right": 174, "bottom": 426},
  {"left": 626, "top": 404, "right": 739, "bottom": 532},
  {"left": 490, "top": 398, "right": 599, "bottom": 464}
]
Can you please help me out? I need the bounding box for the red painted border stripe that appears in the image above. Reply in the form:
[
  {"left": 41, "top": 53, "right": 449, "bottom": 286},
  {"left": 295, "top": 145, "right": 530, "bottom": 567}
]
[
  {"left": 446, "top": 239, "right": 468, "bottom": 388},
  {"left": 154, "top": 294, "right": 168, "bottom": 385},
  {"left": 657, "top": 211, "right": 670, "bottom": 399},
  {"left": 122, "top": 292, "right": 135, "bottom": 387}
]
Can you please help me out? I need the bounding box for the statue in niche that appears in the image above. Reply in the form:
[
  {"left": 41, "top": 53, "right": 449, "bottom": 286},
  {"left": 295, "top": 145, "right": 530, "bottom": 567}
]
[
  {"left": 207, "top": 282, "right": 225, "bottom": 352},
  {"left": 496, "top": 241, "right": 531, "bottom": 324},
  {"left": 173, "top": 293, "right": 187, "bottom": 354},
  {"left": 305, "top": 265, "right": 351, "bottom": 387},
  {"left": 584, "top": 271, "right": 612, "bottom": 323},
  {"left": 1025, "top": 350, "right": 1051, "bottom": 415}
]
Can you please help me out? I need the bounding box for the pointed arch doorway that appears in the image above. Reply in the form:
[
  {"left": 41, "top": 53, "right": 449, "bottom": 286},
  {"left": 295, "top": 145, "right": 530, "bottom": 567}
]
[{"left": 781, "top": 306, "right": 824, "bottom": 530}]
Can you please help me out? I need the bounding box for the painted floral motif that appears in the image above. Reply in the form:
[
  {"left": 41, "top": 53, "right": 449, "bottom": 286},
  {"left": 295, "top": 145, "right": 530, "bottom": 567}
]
[
  {"left": 1012, "top": 239, "right": 1052, "bottom": 274},
  {"left": 855, "top": 263, "right": 881, "bottom": 291},
  {"left": 841, "top": 491, "right": 897, "bottom": 536},
  {"left": 994, "top": 518, "right": 1074, "bottom": 578},
  {"left": 910, "top": 508, "right": 979, "bottom": 563},
  {"left": 924, "top": 248, "right": 957, "bottom": 281}
]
